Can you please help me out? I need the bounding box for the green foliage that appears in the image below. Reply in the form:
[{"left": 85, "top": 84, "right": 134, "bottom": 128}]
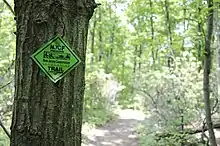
[
  {"left": 123, "top": 0, "right": 218, "bottom": 145},
  {"left": 83, "top": 61, "right": 123, "bottom": 126},
  {"left": 137, "top": 124, "right": 206, "bottom": 146},
  {"left": 0, "top": 131, "right": 9, "bottom": 146},
  {"left": 0, "top": 0, "right": 15, "bottom": 143},
  {"left": 0, "top": 0, "right": 219, "bottom": 145},
  {"left": 85, "top": 3, "right": 218, "bottom": 144}
]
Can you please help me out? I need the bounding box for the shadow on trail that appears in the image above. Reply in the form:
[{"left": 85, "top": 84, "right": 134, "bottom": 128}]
[{"left": 84, "top": 109, "right": 146, "bottom": 146}]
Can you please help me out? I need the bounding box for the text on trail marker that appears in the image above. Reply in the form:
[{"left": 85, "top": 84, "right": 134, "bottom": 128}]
[{"left": 31, "top": 36, "right": 81, "bottom": 83}]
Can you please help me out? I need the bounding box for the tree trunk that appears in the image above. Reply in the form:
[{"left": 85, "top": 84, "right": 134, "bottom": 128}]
[
  {"left": 164, "top": 0, "right": 174, "bottom": 70},
  {"left": 98, "top": 9, "right": 103, "bottom": 62},
  {"left": 138, "top": 44, "right": 142, "bottom": 70},
  {"left": 197, "top": 0, "right": 202, "bottom": 60},
  {"left": 203, "top": 0, "right": 217, "bottom": 146},
  {"left": 10, "top": 0, "right": 97, "bottom": 146},
  {"left": 90, "top": 11, "right": 97, "bottom": 62},
  {"left": 130, "top": 45, "right": 137, "bottom": 95},
  {"left": 214, "top": 1, "right": 220, "bottom": 108},
  {"left": 164, "top": 0, "right": 172, "bottom": 47},
  {"left": 149, "top": 0, "right": 155, "bottom": 67}
]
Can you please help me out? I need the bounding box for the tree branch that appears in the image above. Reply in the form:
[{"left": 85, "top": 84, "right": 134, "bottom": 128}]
[
  {"left": 0, "top": 80, "right": 13, "bottom": 90},
  {"left": 138, "top": 89, "right": 168, "bottom": 122},
  {"left": 3, "top": 0, "right": 15, "bottom": 15},
  {"left": 156, "top": 122, "right": 220, "bottom": 139},
  {"left": 0, "top": 118, "right": 10, "bottom": 138},
  {"left": 211, "top": 97, "right": 219, "bottom": 115}
]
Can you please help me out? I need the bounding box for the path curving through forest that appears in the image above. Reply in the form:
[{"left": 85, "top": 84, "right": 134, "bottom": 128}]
[{"left": 83, "top": 109, "right": 146, "bottom": 146}]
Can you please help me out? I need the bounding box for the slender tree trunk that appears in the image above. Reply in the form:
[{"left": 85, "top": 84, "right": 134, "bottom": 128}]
[
  {"left": 198, "top": 0, "right": 203, "bottom": 60},
  {"left": 149, "top": 0, "right": 155, "bottom": 67},
  {"left": 138, "top": 44, "right": 142, "bottom": 71},
  {"left": 130, "top": 46, "right": 137, "bottom": 95},
  {"left": 106, "top": 5, "right": 116, "bottom": 73},
  {"left": 181, "top": 0, "right": 186, "bottom": 51},
  {"left": 91, "top": 11, "right": 97, "bottom": 62},
  {"left": 105, "top": 5, "right": 115, "bottom": 73},
  {"left": 164, "top": 0, "right": 174, "bottom": 69},
  {"left": 203, "top": 0, "right": 217, "bottom": 145},
  {"left": 10, "top": 0, "right": 97, "bottom": 146},
  {"left": 164, "top": 0, "right": 172, "bottom": 47},
  {"left": 121, "top": 51, "right": 125, "bottom": 81},
  {"left": 215, "top": 0, "right": 220, "bottom": 106},
  {"left": 98, "top": 9, "right": 103, "bottom": 62}
]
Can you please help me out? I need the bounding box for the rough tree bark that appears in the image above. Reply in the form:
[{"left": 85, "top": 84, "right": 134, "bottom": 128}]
[
  {"left": 10, "top": 0, "right": 98, "bottom": 146},
  {"left": 203, "top": 0, "right": 217, "bottom": 145}
]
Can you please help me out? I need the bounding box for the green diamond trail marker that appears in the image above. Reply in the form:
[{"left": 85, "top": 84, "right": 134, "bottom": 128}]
[{"left": 31, "top": 36, "right": 81, "bottom": 83}]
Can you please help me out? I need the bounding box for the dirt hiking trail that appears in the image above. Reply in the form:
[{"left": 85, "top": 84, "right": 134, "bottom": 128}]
[{"left": 83, "top": 109, "right": 146, "bottom": 146}]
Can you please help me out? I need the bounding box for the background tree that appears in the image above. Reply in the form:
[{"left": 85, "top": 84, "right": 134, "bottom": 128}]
[{"left": 203, "top": 0, "right": 217, "bottom": 145}]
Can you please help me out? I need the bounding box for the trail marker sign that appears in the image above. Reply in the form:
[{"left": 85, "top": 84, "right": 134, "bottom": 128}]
[{"left": 31, "top": 36, "right": 81, "bottom": 83}]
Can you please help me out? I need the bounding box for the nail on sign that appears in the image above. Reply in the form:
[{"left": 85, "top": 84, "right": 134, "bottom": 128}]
[{"left": 31, "top": 36, "right": 81, "bottom": 83}]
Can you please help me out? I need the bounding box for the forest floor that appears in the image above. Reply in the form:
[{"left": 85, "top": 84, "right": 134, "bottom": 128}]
[{"left": 82, "top": 109, "right": 146, "bottom": 146}]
